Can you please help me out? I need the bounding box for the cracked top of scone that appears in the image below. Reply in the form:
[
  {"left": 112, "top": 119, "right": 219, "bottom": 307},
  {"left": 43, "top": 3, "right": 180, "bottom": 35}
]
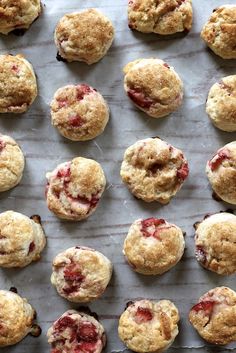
[
  {"left": 128, "top": 0, "right": 193, "bottom": 35},
  {"left": 46, "top": 157, "right": 106, "bottom": 221},
  {"left": 206, "top": 141, "right": 236, "bottom": 205},
  {"left": 118, "top": 299, "right": 179, "bottom": 353},
  {"left": 47, "top": 309, "right": 106, "bottom": 353},
  {"left": 123, "top": 58, "right": 183, "bottom": 118},
  {"left": 0, "top": 290, "right": 35, "bottom": 347},
  {"left": 51, "top": 246, "right": 112, "bottom": 303},
  {"left": 189, "top": 286, "right": 236, "bottom": 345},
  {"left": 0, "top": 0, "right": 41, "bottom": 34},
  {"left": 0, "top": 54, "right": 37, "bottom": 113},
  {"left": 195, "top": 212, "right": 236, "bottom": 275},
  {"left": 54, "top": 9, "right": 114, "bottom": 64},
  {"left": 0, "top": 211, "right": 46, "bottom": 268},
  {"left": 123, "top": 217, "right": 185, "bottom": 275},
  {"left": 206, "top": 75, "right": 236, "bottom": 132},
  {"left": 201, "top": 5, "right": 236, "bottom": 59},
  {"left": 120, "top": 137, "right": 189, "bottom": 203},
  {"left": 0, "top": 134, "right": 25, "bottom": 192},
  {"left": 51, "top": 84, "right": 109, "bottom": 141}
]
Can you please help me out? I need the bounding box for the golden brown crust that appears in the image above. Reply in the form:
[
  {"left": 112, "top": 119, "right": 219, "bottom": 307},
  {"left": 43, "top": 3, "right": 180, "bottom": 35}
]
[
  {"left": 51, "top": 84, "right": 109, "bottom": 141},
  {"left": 0, "top": 54, "right": 37, "bottom": 113},
  {"left": 118, "top": 299, "right": 179, "bottom": 353},
  {"left": 54, "top": 9, "right": 114, "bottom": 64},
  {"left": 206, "top": 75, "right": 236, "bottom": 132},
  {"left": 123, "top": 58, "right": 183, "bottom": 118},
  {"left": 189, "top": 287, "right": 236, "bottom": 345},
  {"left": 0, "top": 290, "right": 35, "bottom": 347},
  {"left": 201, "top": 5, "right": 236, "bottom": 59},
  {"left": 128, "top": 0, "right": 192, "bottom": 34}
]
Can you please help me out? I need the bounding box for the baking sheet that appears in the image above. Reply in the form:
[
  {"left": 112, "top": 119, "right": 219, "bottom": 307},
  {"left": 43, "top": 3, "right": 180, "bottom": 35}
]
[{"left": 0, "top": 0, "right": 236, "bottom": 352}]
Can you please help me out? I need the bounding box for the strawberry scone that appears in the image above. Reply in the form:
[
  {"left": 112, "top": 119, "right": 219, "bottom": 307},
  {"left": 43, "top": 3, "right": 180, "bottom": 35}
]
[
  {"left": 206, "top": 142, "right": 236, "bottom": 204},
  {"left": 0, "top": 211, "right": 46, "bottom": 268},
  {"left": 51, "top": 246, "right": 112, "bottom": 303},
  {"left": 194, "top": 212, "right": 236, "bottom": 275},
  {"left": 0, "top": 54, "right": 37, "bottom": 113},
  {"left": 47, "top": 309, "right": 106, "bottom": 353},
  {"left": 0, "top": 288, "right": 41, "bottom": 347},
  {"left": 51, "top": 84, "right": 109, "bottom": 141},
  {"left": 46, "top": 157, "right": 106, "bottom": 221},
  {"left": 128, "top": 0, "right": 193, "bottom": 34},
  {"left": 189, "top": 286, "right": 236, "bottom": 345},
  {"left": 0, "top": 134, "right": 24, "bottom": 192},
  {"left": 54, "top": 9, "right": 114, "bottom": 64},
  {"left": 0, "top": 0, "right": 41, "bottom": 35},
  {"left": 201, "top": 5, "right": 236, "bottom": 59},
  {"left": 123, "top": 58, "right": 183, "bottom": 118},
  {"left": 120, "top": 137, "right": 189, "bottom": 203},
  {"left": 123, "top": 218, "right": 185, "bottom": 275},
  {"left": 118, "top": 299, "right": 179, "bottom": 353},
  {"left": 206, "top": 75, "right": 236, "bottom": 132}
]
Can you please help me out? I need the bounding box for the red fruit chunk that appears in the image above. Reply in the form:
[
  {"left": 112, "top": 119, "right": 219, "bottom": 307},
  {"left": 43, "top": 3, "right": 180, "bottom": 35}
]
[
  {"left": 63, "top": 285, "right": 79, "bottom": 295},
  {"left": 75, "top": 341, "right": 97, "bottom": 353},
  {"left": 77, "top": 84, "right": 93, "bottom": 101},
  {"left": 57, "top": 167, "right": 71, "bottom": 179},
  {"left": 51, "top": 349, "right": 61, "bottom": 353},
  {"left": 128, "top": 89, "right": 153, "bottom": 109},
  {"left": 135, "top": 307, "right": 153, "bottom": 324},
  {"left": 0, "top": 140, "right": 5, "bottom": 152},
  {"left": 69, "top": 115, "right": 83, "bottom": 127},
  {"left": 64, "top": 264, "right": 85, "bottom": 282},
  {"left": 209, "top": 149, "right": 230, "bottom": 171},
  {"left": 141, "top": 218, "right": 166, "bottom": 238},
  {"left": 177, "top": 162, "right": 189, "bottom": 181},
  {"left": 57, "top": 99, "right": 68, "bottom": 108},
  {"left": 195, "top": 245, "right": 207, "bottom": 264},
  {"left": 163, "top": 63, "right": 170, "bottom": 69},
  {"left": 78, "top": 322, "right": 98, "bottom": 342},
  {"left": 191, "top": 300, "right": 215, "bottom": 315},
  {"left": 28, "top": 241, "right": 35, "bottom": 253},
  {"left": 54, "top": 316, "right": 75, "bottom": 331}
]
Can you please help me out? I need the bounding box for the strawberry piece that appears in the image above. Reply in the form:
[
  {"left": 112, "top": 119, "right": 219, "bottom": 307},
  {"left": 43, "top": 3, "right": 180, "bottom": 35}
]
[
  {"left": 64, "top": 264, "right": 85, "bottom": 282},
  {"left": 78, "top": 322, "right": 98, "bottom": 342},
  {"left": 209, "top": 149, "right": 230, "bottom": 171},
  {"left": 75, "top": 341, "right": 97, "bottom": 353},
  {"left": 127, "top": 89, "right": 153, "bottom": 109},
  {"left": 191, "top": 300, "right": 215, "bottom": 315},
  {"left": 69, "top": 115, "right": 83, "bottom": 127},
  {"left": 177, "top": 162, "right": 189, "bottom": 181},
  {"left": 0, "top": 140, "right": 5, "bottom": 152},
  {"left": 163, "top": 63, "right": 170, "bottom": 69},
  {"left": 141, "top": 218, "right": 166, "bottom": 238},
  {"left": 57, "top": 167, "right": 71, "bottom": 179},
  {"left": 28, "top": 241, "right": 35, "bottom": 253},
  {"left": 57, "top": 99, "right": 68, "bottom": 108},
  {"left": 54, "top": 316, "right": 75, "bottom": 331},
  {"left": 77, "top": 84, "right": 94, "bottom": 101},
  {"left": 195, "top": 245, "right": 207, "bottom": 264},
  {"left": 135, "top": 307, "right": 153, "bottom": 324}
]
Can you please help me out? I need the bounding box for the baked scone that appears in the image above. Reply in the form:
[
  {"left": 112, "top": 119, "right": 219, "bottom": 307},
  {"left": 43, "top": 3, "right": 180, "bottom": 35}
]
[
  {"left": 118, "top": 299, "right": 179, "bottom": 353},
  {"left": 195, "top": 212, "right": 236, "bottom": 276},
  {"left": 0, "top": 134, "right": 24, "bottom": 192},
  {"left": 128, "top": 0, "right": 193, "bottom": 34},
  {"left": 120, "top": 137, "right": 189, "bottom": 203},
  {"left": 123, "top": 58, "right": 183, "bottom": 118},
  {"left": 189, "top": 286, "right": 236, "bottom": 345},
  {"left": 54, "top": 9, "right": 114, "bottom": 64},
  {"left": 46, "top": 157, "right": 106, "bottom": 221},
  {"left": 47, "top": 309, "right": 106, "bottom": 353},
  {"left": 206, "top": 75, "right": 236, "bottom": 132},
  {"left": 206, "top": 142, "right": 236, "bottom": 204},
  {"left": 124, "top": 217, "right": 185, "bottom": 275},
  {"left": 0, "top": 289, "right": 40, "bottom": 347},
  {"left": 201, "top": 5, "right": 236, "bottom": 59},
  {"left": 0, "top": 211, "right": 46, "bottom": 268},
  {"left": 0, "top": 54, "right": 37, "bottom": 113},
  {"left": 51, "top": 246, "right": 112, "bottom": 303},
  {"left": 51, "top": 84, "right": 109, "bottom": 141},
  {"left": 0, "top": 0, "right": 41, "bottom": 35}
]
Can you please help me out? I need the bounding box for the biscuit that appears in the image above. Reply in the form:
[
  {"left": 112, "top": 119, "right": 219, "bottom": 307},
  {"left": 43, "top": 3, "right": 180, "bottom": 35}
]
[
  {"left": 51, "top": 84, "right": 109, "bottom": 141},
  {"left": 124, "top": 218, "right": 185, "bottom": 275},
  {"left": 201, "top": 5, "right": 236, "bottom": 59},
  {"left": 46, "top": 157, "right": 106, "bottom": 221},
  {"left": 206, "top": 75, "right": 236, "bottom": 132},
  {"left": 0, "top": 289, "right": 37, "bottom": 346},
  {"left": 51, "top": 246, "right": 112, "bottom": 303},
  {"left": 0, "top": 134, "right": 24, "bottom": 192},
  {"left": 47, "top": 309, "right": 106, "bottom": 353},
  {"left": 123, "top": 58, "right": 183, "bottom": 118},
  {"left": 194, "top": 212, "right": 236, "bottom": 275},
  {"left": 118, "top": 299, "right": 179, "bottom": 353},
  {"left": 120, "top": 137, "right": 189, "bottom": 203},
  {"left": 128, "top": 0, "right": 193, "bottom": 34},
  {"left": 0, "top": 211, "right": 46, "bottom": 268},
  {"left": 189, "top": 286, "right": 236, "bottom": 345},
  {"left": 206, "top": 142, "right": 236, "bottom": 204},
  {"left": 54, "top": 9, "right": 114, "bottom": 64},
  {"left": 0, "top": 0, "right": 41, "bottom": 35},
  {"left": 0, "top": 54, "right": 37, "bottom": 113}
]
